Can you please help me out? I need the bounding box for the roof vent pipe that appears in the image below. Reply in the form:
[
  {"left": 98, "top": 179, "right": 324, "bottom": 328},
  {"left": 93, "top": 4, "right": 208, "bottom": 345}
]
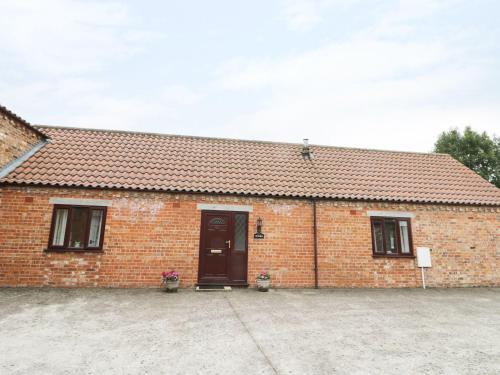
[{"left": 302, "top": 138, "right": 312, "bottom": 159}]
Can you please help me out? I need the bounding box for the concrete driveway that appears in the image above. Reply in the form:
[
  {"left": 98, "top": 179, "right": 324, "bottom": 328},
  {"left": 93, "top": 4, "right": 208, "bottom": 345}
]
[{"left": 0, "top": 288, "right": 499, "bottom": 375}]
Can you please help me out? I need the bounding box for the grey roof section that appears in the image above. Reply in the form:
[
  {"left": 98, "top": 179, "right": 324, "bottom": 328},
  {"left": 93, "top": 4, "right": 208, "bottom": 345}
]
[{"left": 0, "top": 140, "right": 48, "bottom": 179}]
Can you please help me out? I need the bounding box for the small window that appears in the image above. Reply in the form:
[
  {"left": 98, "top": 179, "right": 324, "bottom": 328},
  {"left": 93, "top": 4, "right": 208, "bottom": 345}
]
[
  {"left": 51, "top": 208, "right": 68, "bottom": 246},
  {"left": 48, "top": 205, "right": 107, "bottom": 251},
  {"left": 208, "top": 217, "right": 226, "bottom": 226},
  {"left": 370, "top": 217, "right": 413, "bottom": 257},
  {"left": 88, "top": 209, "right": 104, "bottom": 248},
  {"left": 233, "top": 213, "right": 248, "bottom": 252},
  {"left": 68, "top": 207, "right": 88, "bottom": 248},
  {"left": 372, "top": 220, "right": 384, "bottom": 254}
]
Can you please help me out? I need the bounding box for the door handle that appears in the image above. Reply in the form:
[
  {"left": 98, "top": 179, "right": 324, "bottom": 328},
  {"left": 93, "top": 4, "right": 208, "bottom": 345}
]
[{"left": 225, "top": 240, "right": 231, "bottom": 249}]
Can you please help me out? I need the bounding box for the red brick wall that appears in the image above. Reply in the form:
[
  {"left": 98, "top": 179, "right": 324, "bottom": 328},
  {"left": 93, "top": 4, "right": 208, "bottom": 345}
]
[
  {"left": 0, "top": 186, "right": 498, "bottom": 288},
  {"left": 0, "top": 113, "right": 44, "bottom": 169},
  {"left": 316, "top": 201, "right": 499, "bottom": 287}
]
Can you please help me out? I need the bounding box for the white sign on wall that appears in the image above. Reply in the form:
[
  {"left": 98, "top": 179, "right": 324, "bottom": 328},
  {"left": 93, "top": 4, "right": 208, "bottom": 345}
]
[
  {"left": 416, "top": 247, "right": 432, "bottom": 289},
  {"left": 416, "top": 247, "right": 432, "bottom": 268}
]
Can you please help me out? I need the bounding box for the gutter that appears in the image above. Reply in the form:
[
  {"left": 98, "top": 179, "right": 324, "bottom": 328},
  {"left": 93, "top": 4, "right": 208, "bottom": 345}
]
[
  {"left": 0, "top": 140, "right": 48, "bottom": 179},
  {"left": 312, "top": 199, "right": 319, "bottom": 289}
]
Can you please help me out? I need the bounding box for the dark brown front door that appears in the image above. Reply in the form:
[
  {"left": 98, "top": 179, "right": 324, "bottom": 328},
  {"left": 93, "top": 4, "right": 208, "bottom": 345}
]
[{"left": 198, "top": 211, "right": 248, "bottom": 285}]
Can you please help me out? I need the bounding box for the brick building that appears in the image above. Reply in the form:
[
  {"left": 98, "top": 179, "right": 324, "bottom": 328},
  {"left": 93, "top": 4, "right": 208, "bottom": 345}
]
[
  {"left": 1, "top": 104, "right": 499, "bottom": 288},
  {"left": 0, "top": 105, "right": 46, "bottom": 170}
]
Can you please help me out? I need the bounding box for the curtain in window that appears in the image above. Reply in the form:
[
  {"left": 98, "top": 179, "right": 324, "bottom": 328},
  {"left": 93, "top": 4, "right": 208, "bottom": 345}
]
[
  {"left": 52, "top": 209, "right": 68, "bottom": 246},
  {"left": 88, "top": 210, "right": 104, "bottom": 247},
  {"left": 399, "top": 221, "right": 410, "bottom": 253},
  {"left": 384, "top": 220, "right": 397, "bottom": 254},
  {"left": 372, "top": 220, "right": 384, "bottom": 253}
]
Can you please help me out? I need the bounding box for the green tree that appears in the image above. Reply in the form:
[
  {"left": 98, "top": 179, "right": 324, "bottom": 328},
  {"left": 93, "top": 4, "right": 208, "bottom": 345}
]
[{"left": 434, "top": 127, "right": 500, "bottom": 188}]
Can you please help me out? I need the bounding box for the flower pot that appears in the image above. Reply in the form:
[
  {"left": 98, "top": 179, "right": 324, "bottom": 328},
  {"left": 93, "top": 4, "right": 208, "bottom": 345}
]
[
  {"left": 257, "top": 279, "right": 270, "bottom": 292},
  {"left": 165, "top": 279, "right": 180, "bottom": 293}
]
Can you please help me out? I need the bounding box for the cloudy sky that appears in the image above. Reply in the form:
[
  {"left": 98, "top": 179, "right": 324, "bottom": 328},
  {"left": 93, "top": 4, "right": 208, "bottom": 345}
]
[{"left": 0, "top": 0, "right": 498, "bottom": 152}]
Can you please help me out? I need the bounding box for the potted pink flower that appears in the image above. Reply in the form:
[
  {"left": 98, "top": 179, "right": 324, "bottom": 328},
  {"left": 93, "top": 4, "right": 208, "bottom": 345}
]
[
  {"left": 256, "top": 271, "right": 270, "bottom": 292},
  {"left": 161, "top": 271, "right": 180, "bottom": 292}
]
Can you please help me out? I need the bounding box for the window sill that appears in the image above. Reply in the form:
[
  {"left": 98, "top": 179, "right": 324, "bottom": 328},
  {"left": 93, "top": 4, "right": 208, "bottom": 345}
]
[
  {"left": 372, "top": 254, "right": 415, "bottom": 259},
  {"left": 44, "top": 248, "right": 104, "bottom": 253}
]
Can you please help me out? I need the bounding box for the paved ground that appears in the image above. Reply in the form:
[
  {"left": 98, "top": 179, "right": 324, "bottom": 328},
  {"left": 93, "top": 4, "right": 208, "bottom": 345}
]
[{"left": 0, "top": 288, "right": 499, "bottom": 375}]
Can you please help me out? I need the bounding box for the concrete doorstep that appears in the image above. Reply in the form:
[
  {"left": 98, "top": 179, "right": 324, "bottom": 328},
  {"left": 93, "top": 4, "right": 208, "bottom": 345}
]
[{"left": 195, "top": 285, "right": 232, "bottom": 292}]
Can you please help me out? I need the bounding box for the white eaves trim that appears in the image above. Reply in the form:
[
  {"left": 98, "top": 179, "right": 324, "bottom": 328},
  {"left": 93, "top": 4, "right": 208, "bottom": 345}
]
[
  {"left": 367, "top": 210, "right": 415, "bottom": 218},
  {"left": 49, "top": 198, "right": 113, "bottom": 207}
]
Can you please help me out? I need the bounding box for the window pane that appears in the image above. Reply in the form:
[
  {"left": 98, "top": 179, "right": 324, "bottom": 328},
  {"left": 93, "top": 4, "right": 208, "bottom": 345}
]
[
  {"left": 372, "top": 220, "right": 384, "bottom": 253},
  {"left": 384, "top": 220, "right": 397, "bottom": 254},
  {"left": 399, "top": 221, "right": 410, "bottom": 254},
  {"left": 88, "top": 210, "right": 104, "bottom": 247},
  {"left": 234, "top": 214, "right": 247, "bottom": 251},
  {"left": 52, "top": 208, "right": 68, "bottom": 246},
  {"left": 209, "top": 217, "right": 226, "bottom": 225},
  {"left": 68, "top": 208, "right": 88, "bottom": 248}
]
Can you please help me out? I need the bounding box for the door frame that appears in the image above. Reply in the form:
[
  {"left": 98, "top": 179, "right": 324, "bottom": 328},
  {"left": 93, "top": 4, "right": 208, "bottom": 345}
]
[{"left": 197, "top": 210, "right": 249, "bottom": 286}]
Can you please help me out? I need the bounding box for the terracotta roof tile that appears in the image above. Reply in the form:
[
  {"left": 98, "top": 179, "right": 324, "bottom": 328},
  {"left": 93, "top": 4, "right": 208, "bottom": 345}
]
[{"left": 1, "top": 126, "right": 500, "bottom": 206}]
